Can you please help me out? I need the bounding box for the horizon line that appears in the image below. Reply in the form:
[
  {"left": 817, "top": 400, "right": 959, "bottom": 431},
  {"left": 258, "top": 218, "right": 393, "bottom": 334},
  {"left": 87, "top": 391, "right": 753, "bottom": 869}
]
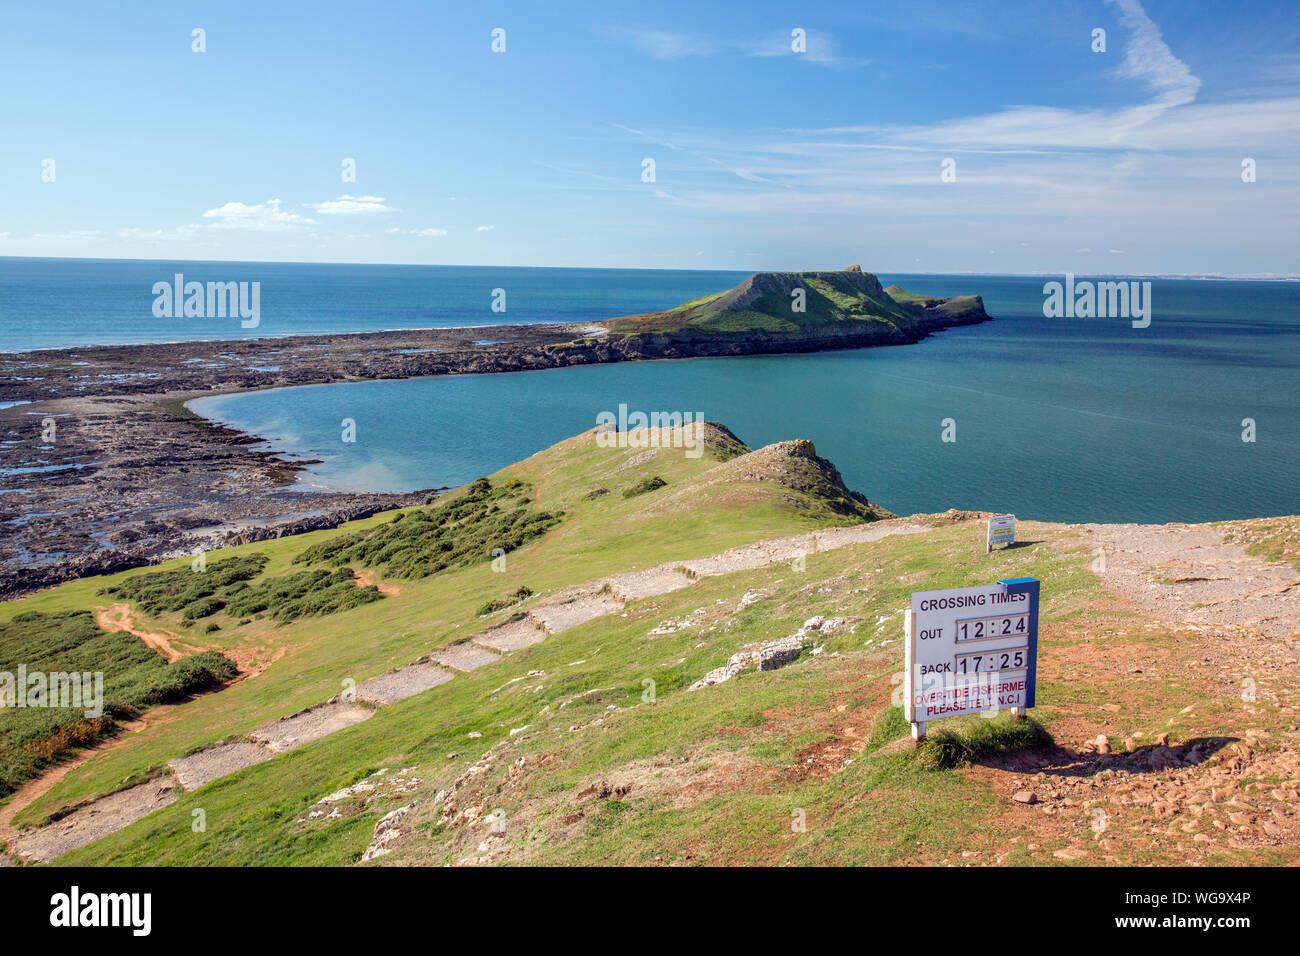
[{"left": 1, "top": 255, "right": 1297, "bottom": 282}]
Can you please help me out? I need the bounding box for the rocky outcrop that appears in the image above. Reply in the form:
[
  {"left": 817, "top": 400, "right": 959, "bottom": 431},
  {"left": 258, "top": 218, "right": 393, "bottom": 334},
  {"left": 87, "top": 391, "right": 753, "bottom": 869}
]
[{"left": 688, "top": 615, "right": 851, "bottom": 690}]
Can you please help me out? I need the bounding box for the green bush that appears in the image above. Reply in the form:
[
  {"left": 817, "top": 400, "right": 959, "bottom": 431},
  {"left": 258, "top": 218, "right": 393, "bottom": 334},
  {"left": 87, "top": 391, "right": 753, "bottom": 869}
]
[
  {"left": 224, "top": 567, "right": 382, "bottom": 624},
  {"left": 295, "top": 478, "right": 564, "bottom": 580},
  {"left": 0, "top": 611, "right": 238, "bottom": 798},
  {"left": 623, "top": 475, "right": 668, "bottom": 498},
  {"left": 476, "top": 586, "right": 534, "bottom": 617},
  {"left": 182, "top": 597, "right": 226, "bottom": 622},
  {"left": 916, "top": 715, "right": 1053, "bottom": 770},
  {"left": 99, "top": 554, "right": 268, "bottom": 617}
]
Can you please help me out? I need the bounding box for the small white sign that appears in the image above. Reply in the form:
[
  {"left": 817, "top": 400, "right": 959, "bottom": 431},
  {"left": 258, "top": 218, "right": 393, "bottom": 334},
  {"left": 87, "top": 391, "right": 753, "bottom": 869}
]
[
  {"left": 904, "top": 578, "right": 1040, "bottom": 737},
  {"left": 986, "top": 514, "right": 1016, "bottom": 552}
]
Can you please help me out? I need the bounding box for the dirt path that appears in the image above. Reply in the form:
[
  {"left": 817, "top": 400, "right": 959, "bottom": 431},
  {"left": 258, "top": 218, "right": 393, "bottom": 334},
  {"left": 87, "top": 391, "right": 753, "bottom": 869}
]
[
  {"left": 0, "top": 709, "right": 166, "bottom": 855},
  {"left": 1085, "top": 523, "right": 1300, "bottom": 682},
  {"left": 1087, "top": 523, "right": 1300, "bottom": 638},
  {"left": 518, "top": 461, "right": 576, "bottom": 558},
  {"left": 224, "top": 643, "right": 288, "bottom": 680},
  {"left": 95, "top": 603, "right": 190, "bottom": 662},
  {"left": 355, "top": 569, "right": 404, "bottom": 597},
  {"left": 933, "top": 520, "right": 1300, "bottom": 865}
]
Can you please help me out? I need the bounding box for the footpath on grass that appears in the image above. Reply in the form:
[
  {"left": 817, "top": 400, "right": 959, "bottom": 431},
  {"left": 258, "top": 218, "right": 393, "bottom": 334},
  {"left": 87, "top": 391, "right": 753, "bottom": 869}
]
[
  {"left": 10, "top": 519, "right": 929, "bottom": 862},
  {"left": 11, "top": 517, "right": 1299, "bottom": 864}
]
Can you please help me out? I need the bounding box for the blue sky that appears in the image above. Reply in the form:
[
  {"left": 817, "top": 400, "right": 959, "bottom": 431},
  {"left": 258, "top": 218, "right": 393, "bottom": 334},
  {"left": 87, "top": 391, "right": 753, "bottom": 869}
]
[{"left": 2, "top": 0, "right": 1298, "bottom": 274}]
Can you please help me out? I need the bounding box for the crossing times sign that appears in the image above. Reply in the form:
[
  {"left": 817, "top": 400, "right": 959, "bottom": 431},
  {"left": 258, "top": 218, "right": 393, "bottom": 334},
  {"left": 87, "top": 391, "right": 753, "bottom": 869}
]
[{"left": 903, "top": 577, "right": 1040, "bottom": 738}]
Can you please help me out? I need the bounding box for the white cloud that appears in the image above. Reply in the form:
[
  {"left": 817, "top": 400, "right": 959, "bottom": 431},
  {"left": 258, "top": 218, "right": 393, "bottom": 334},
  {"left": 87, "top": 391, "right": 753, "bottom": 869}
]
[
  {"left": 474, "top": 225, "right": 495, "bottom": 232},
  {"left": 591, "top": 1, "right": 1298, "bottom": 211},
  {"left": 387, "top": 227, "right": 448, "bottom": 237},
  {"left": 201, "top": 199, "right": 314, "bottom": 231},
  {"left": 1105, "top": 0, "right": 1200, "bottom": 109},
  {"left": 548, "top": 3, "right": 1298, "bottom": 275},
  {"left": 311, "top": 194, "right": 394, "bottom": 215}
]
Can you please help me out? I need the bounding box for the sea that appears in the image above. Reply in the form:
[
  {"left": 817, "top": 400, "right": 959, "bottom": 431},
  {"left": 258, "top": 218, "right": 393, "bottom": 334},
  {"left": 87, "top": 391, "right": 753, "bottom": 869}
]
[{"left": 3, "top": 257, "right": 1297, "bottom": 524}]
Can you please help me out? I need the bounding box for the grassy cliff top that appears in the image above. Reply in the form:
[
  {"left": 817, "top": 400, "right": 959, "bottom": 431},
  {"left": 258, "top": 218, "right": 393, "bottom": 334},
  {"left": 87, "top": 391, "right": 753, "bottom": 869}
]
[{"left": 602, "top": 265, "right": 986, "bottom": 336}]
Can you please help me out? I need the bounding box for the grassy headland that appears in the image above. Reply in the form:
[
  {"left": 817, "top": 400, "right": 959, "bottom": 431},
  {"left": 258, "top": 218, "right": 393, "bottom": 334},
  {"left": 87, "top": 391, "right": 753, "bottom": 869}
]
[
  {"left": 1, "top": 420, "right": 1295, "bottom": 867},
  {"left": 601, "top": 265, "right": 989, "bottom": 343}
]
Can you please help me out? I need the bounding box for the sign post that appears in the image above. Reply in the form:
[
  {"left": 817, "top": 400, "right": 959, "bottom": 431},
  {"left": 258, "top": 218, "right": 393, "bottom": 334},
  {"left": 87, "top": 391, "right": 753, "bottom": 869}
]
[
  {"left": 986, "top": 514, "right": 1016, "bottom": 553},
  {"left": 904, "top": 578, "right": 1040, "bottom": 742}
]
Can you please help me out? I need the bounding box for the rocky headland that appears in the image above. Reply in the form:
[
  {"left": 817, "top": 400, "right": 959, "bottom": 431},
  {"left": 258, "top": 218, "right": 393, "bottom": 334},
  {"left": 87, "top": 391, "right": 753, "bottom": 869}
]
[{"left": 0, "top": 268, "right": 990, "bottom": 597}]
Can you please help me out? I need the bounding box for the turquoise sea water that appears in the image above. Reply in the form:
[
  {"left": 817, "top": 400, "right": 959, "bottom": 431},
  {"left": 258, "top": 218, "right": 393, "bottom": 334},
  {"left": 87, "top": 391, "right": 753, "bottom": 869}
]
[
  {"left": 184, "top": 273, "right": 1300, "bottom": 524},
  {"left": 0, "top": 257, "right": 754, "bottom": 352}
]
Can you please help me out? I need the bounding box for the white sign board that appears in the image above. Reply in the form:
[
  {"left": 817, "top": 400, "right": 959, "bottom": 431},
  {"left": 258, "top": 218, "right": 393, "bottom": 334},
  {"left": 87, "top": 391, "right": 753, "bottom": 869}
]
[
  {"left": 904, "top": 578, "right": 1040, "bottom": 736},
  {"left": 986, "top": 514, "right": 1016, "bottom": 552}
]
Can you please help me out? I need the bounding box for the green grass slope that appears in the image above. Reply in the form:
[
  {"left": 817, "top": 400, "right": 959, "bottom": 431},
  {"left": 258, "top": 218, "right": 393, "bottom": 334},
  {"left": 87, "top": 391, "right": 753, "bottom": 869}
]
[
  {"left": 5, "top": 422, "right": 1294, "bottom": 868},
  {"left": 603, "top": 265, "right": 986, "bottom": 339},
  {"left": 0, "top": 422, "right": 888, "bottom": 834},
  {"left": 54, "top": 513, "right": 1287, "bottom": 868}
]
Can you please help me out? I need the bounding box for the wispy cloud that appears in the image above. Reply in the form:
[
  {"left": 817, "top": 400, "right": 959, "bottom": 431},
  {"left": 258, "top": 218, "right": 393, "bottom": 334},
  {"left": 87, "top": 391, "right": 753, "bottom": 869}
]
[
  {"left": 32, "top": 229, "right": 105, "bottom": 241},
  {"left": 603, "top": 25, "right": 855, "bottom": 67},
  {"left": 601, "top": 27, "right": 719, "bottom": 59},
  {"left": 1105, "top": 0, "right": 1200, "bottom": 109},
  {"left": 747, "top": 28, "right": 855, "bottom": 67},
  {"left": 555, "top": 1, "right": 1299, "bottom": 273},
  {"left": 310, "top": 194, "right": 395, "bottom": 215},
  {"left": 118, "top": 225, "right": 201, "bottom": 242}
]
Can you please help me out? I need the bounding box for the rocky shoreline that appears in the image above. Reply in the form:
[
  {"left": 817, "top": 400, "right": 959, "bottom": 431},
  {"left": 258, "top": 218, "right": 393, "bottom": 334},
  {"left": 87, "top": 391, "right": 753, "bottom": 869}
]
[
  {"left": 1, "top": 300, "right": 989, "bottom": 599},
  {"left": 0, "top": 391, "right": 436, "bottom": 600}
]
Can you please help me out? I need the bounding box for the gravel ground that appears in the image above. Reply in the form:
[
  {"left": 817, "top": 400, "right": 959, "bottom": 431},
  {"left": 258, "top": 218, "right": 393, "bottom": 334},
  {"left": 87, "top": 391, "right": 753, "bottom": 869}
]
[
  {"left": 432, "top": 642, "right": 502, "bottom": 671},
  {"left": 1088, "top": 523, "right": 1300, "bottom": 642},
  {"left": 474, "top": 617, "right": 550, "bottom": 651},
  {"left": 606, "top": 565, "right": 695, "bottom": 601},
  {"left": 528, "top": 592, "right": 625, "bottom": 634},
  {"left": 250, "top": 702, "right": 374, "bottom": 753},
  {"left": 357, "top": 663, "right": 453, "bottom": 705},
  {"left": 169, "top": 742, "right": 274, "bottom": 790},
  {"left": 14, "top": 777, "right": 178, "bottom": 863}
]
